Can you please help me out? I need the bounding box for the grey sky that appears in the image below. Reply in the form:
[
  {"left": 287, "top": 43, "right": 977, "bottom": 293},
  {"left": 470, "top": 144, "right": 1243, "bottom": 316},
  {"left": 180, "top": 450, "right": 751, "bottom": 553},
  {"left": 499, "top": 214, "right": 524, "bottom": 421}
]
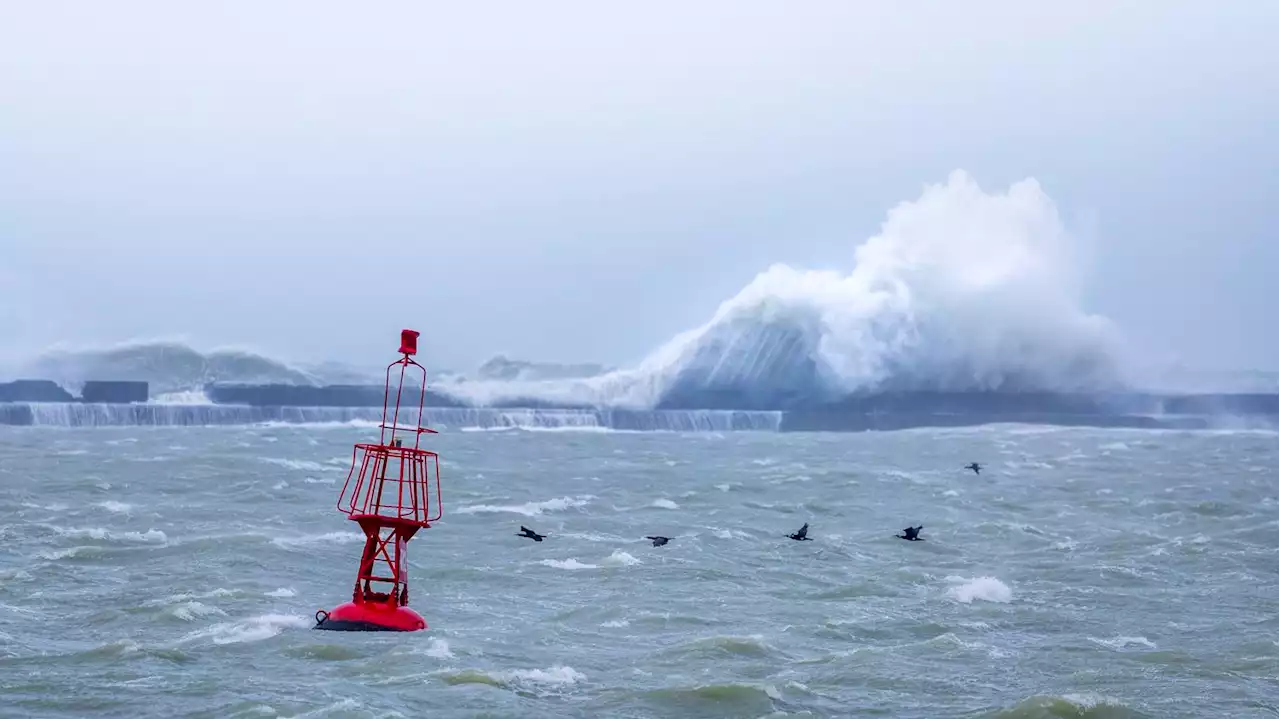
[{"left": 1, "top": 0, "right": 1275, "bottom": 373}]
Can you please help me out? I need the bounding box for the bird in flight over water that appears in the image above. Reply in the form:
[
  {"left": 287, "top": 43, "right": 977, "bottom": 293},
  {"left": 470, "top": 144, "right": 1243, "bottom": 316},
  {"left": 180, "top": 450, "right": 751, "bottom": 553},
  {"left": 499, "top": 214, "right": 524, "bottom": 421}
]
[
  {"left": 897, "top": 525, "right": 925, "bottom": 541},
  {"left": 517, "top": 525, "right": 546, "bottom": 542}
]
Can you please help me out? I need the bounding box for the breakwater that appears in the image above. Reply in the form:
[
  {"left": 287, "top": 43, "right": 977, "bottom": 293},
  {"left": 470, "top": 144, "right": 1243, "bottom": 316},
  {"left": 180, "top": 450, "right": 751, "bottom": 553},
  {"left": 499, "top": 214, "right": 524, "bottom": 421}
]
[{"left": 0, "top": 379, "right": 1273, "bottom": 431}]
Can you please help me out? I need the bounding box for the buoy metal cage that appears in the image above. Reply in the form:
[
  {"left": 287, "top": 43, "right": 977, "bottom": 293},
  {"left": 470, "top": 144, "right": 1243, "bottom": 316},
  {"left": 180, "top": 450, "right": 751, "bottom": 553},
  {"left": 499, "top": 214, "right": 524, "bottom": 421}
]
[{"left": 335, "top": 334, "right": 443, "bottom": 528}]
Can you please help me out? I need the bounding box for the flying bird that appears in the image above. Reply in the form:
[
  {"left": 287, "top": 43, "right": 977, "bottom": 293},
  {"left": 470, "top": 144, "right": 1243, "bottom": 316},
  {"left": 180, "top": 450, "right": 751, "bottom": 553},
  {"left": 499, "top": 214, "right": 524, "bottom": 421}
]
[
  {"left": 787, "top": 523, "right": 813, "bottom": 541},
  {"left": 896, "top": 525, "right": 925, "bottom": 541},
  {"left": 516, "top": 525, "right": 546, "bottom": 542}
]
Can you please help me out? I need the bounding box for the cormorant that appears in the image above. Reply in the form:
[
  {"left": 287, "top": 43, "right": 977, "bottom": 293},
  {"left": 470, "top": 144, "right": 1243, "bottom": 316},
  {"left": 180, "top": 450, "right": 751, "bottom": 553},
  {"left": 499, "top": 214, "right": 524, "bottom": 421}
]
[
  {"left": 896, "top": 525, "right": 924, "bottom": 541},
  {"left": 516, "top": 525, "right": 546, "bottom": 542}
]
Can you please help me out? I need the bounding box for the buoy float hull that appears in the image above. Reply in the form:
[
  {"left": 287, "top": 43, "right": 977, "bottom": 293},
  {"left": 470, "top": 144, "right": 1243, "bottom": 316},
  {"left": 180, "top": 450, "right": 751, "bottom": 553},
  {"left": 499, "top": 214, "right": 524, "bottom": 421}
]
[{"left": 314, "top": 602, "right": 427, "bottom": 632}]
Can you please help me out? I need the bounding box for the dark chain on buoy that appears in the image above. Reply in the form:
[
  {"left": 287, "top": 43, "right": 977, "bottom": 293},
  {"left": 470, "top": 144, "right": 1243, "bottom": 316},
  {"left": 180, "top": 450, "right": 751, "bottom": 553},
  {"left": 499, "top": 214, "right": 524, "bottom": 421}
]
[{"left": 314, "top": 609, "right": 330, "bottom": 626}]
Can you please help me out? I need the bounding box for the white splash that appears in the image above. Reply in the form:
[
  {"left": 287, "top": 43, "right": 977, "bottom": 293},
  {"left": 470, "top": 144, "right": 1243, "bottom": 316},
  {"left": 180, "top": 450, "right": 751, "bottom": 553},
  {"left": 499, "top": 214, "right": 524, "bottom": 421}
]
[
  {"left": 53, "top": 527, "right": 167, "bottom": 543},
  {"left": 183, "top": 613, "right": 309, "bottom": 645},
  {"left": 456, "top": 495, "right": 593, "bottom": 517},
  {"left": 260, "top": 458, "right": 331, "bottom": 472},
  {"left": 1089, "top": 635, "right": 1157, "bottom": 651},
  {"left": 424, "top": 638, "right": 453, "bottom": 658},
  {"left": 169, "top": 601, "right": 227, "bottom": 622},
  {"left": 946, "top": 576, "right": 1014, "bottom": 604},
  {"left": 539, "top": 558, "right": 598, "bottom": 570},
  {"left": 436, "top": 170, "right": 1125, "bottom": 409},
  {"left": 498, "top": 666, "right": 586, "bottom": 686},
  {"left": 271, "top": 531, "right": 363, "bottom": 548},
  {"left": 603, "top": 550, "right": 641, "bottom": 566}
]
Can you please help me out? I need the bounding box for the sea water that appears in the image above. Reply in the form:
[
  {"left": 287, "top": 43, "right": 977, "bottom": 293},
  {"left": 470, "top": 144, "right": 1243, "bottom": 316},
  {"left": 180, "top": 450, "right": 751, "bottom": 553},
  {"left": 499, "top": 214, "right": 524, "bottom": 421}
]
[{"left": 0, "top": 424, "right": 1275, "bottom": 718}]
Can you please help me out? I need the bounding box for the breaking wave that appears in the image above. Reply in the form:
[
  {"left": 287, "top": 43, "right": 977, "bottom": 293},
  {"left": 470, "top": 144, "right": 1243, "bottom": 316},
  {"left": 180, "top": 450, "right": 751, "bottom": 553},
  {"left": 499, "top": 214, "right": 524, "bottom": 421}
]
[
  {"left": 438, "top": 171, "right": 1126, "bottom": 409},
  {"left": 456, "top": 495, "right": 594, "bottom": 517},
  {"left": 988, "top": 693, "right": 1146, "bottom": 718},
  {"left": 3, "top": 171, "right": 1271, "bottom": 413},
  {"left": 946, "top": 576, "right": 1014, "bottom": 604}
]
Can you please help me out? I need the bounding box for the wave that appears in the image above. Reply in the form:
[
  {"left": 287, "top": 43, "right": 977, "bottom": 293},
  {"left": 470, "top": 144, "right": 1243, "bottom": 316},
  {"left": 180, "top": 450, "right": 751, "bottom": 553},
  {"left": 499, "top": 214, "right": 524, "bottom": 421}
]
[
  {"left": 440, "top": 665, "right": 586, "bottom": 696},
  {"left": 2, "top": 170, "right": 1271, "bottom": 412},
  {"left": 429, "top": 171, "right": 1133, "bottom": 409},
  {"left": 945, "top": 576, "right": 1014, "bottom": 604},
  {"left": 456, "top": 495, "right": 595, "bottom": 517},
  {"left": 987, "top": 693, "right": 1146, "bottom": 718}
]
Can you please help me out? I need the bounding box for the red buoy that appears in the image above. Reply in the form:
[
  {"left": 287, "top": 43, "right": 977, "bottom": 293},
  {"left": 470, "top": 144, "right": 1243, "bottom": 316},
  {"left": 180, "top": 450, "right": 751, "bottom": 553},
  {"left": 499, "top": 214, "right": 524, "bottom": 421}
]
[{"left": 314, "top": 330, "right": 442, "bottom": 632}]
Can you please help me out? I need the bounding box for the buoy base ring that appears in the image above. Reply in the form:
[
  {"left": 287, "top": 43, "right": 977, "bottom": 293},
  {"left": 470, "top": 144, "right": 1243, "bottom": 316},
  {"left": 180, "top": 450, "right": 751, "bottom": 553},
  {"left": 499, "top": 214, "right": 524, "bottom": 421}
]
[{"left": 313, "top": 602, "right": 427, "bottom": 632}]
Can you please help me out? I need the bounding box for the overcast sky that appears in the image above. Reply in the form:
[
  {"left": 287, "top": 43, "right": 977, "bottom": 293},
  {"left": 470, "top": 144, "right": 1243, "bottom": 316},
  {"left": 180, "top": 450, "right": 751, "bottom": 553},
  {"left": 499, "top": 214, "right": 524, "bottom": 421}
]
[{"left": 1, "top": 0, "right": 1275, "bottom": 373}]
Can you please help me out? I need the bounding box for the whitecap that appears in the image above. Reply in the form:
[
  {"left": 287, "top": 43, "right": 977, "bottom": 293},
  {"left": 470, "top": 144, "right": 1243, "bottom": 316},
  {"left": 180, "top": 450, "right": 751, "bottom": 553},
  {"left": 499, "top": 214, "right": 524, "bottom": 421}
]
[
  {"left": 271, "top": 532, "right": 363, "bottom": 548},
  {"left": 54, "top": 527, "right": 167, "bottom": 544},
  {"left": 169, "top": 601, "right": 227, "bottom": 622},
  {"left": 424, "top": 638, "right": 453, "bottom": 658},
  {"left": 498, "top": 666, "right": 586, "bottom": 685},
  {"left": 1089, "top": 635, "right": 1156, "bottom": 651},
  {"left": 260, "top": 458, "right": 330, "bottom": 472},
  {"left": 456, "top": 495, "right": 592, "bottom": 517},
  {"left": 182, "top": 613, "right": 309, "bottom": 645},
  {"left": 603, "top": 550, "right": 640, "bottom": 566},
  {"left": 945, "top": 576, "right": 1013, "bottom": 603},
  {"left": 538, "top": 558, "right": 598, "bottom": 570}
]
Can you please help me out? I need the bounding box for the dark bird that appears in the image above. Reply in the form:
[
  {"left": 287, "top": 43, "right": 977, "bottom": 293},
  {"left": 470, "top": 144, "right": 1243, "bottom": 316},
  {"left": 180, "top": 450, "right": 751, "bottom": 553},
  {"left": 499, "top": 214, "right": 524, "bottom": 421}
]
[
  {"left": 645, "top": 535, "right": 670, "bottom": 547},
  {"left": 896, "top": 525, "right": 925, "bottom": 541},
  {"left": 787, "top": 522, "right": 813, "bottom": 541},
  {"left": 516, "top": 525, "right": 546, "bottom": 542},
  {"left": 965, "top": 462, "right": 982, "bottom": 475}
]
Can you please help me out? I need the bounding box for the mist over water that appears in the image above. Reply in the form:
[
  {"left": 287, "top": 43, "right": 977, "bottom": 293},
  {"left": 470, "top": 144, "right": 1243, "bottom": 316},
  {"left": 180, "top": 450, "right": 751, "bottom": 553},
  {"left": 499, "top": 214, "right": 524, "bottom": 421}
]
[{"left": 0, "top": 424, "right": 1275, "bottom": 717}]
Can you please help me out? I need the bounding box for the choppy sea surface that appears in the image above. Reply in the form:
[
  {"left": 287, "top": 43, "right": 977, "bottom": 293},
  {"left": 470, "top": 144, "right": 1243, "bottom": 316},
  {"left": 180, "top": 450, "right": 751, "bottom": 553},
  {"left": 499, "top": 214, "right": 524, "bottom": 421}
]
[{"left": 0, "top": 424, "right": 1275, "bottom": 719}]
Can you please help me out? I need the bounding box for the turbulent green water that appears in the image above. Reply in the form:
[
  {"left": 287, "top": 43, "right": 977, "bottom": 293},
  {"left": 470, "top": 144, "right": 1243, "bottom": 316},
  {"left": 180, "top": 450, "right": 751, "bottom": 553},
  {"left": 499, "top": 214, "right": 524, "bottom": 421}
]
[{"left": 0, "top": 424, "right": 1275, "bottom": 718}]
